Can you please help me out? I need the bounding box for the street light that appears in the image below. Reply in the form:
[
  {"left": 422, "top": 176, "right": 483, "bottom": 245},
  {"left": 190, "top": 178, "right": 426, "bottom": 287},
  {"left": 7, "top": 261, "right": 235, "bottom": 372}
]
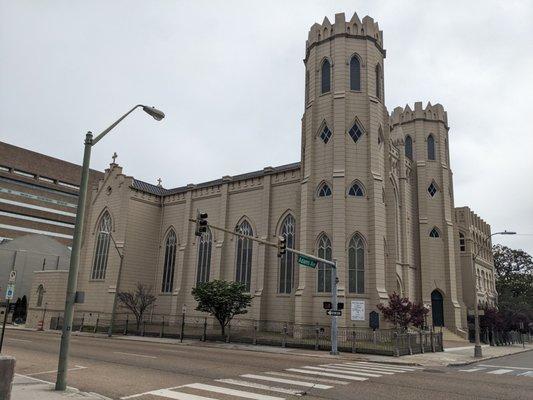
[
  {"left": 55, "top": 104, "right": 164, "bottom": 391},
  {"left": 105, "top": 232, "right": 124, "bottom": 338},
  {"left": 472, "top": 230, "right": 516, "bottom": 358}
]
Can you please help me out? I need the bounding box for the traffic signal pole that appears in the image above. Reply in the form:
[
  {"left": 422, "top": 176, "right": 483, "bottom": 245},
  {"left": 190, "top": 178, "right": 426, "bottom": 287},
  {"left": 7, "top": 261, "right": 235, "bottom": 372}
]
[{"left": 189, "top": 217, "right": 340, "bottom": 355}]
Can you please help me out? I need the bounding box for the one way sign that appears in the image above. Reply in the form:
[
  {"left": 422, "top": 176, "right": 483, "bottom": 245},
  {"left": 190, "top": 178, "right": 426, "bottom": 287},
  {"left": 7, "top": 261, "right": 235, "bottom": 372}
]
[{"left": 326, "top": 310, "right": 342, "bottom": 316}]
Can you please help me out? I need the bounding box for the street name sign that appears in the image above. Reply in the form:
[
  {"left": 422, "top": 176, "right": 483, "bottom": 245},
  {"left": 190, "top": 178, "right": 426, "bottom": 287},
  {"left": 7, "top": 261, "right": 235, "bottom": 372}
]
[
  {"left": 326, "top": 310, "right": 342, "bottom": 316},
  {"left": 5, "top": 284, "right": 15, "bottom": 300},
  {"left": 297, "top": 255, "right": 317, "bottom": 268}
]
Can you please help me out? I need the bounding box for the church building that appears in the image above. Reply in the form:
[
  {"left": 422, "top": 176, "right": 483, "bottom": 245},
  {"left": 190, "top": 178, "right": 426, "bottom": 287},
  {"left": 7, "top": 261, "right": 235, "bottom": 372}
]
[{"left": 26, "top": 12, "right": 497, "bottom": 337}]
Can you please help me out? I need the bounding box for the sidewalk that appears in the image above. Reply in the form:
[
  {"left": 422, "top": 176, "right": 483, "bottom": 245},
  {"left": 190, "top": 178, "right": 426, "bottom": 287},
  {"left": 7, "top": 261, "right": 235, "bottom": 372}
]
[{"left": 12, "top": 375, "right": 110, "bottom": 400}]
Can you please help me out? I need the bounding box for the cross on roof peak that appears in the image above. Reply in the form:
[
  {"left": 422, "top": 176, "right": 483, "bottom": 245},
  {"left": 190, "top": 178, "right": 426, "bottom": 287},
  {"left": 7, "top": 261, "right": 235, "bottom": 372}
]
[
  {"left": 111, "top": 152, "right": 118, "bottom": 164},
  {"left": 157, "top": 178, "right": 162, "bottom": 187}
]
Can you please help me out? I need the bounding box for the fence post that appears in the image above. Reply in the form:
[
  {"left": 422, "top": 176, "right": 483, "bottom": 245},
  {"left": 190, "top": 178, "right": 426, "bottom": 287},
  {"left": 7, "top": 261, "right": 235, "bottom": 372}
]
[
  {"left": 419, "top": 331, "right": 424, "bottom": 354},
  {"left": 408, "top": 332, "right": 413, "bottom": 355},
  {"left": 160, "top": 316, "right": 165, "bottom": 338},
  {"left": 180, "top": 312, "right": 185, "bottom": 343},
  {"left": 253, "top": 321, "right": 258, "bottom": 345},
  {"left": 202, "top": 317, "right": 207, "bottom": 342},
  {"left": 141, "top": 321, "right": 146, "bottom": 337},
  {"left": 226, "top": 323, "right": 231, "bottom": 343},
  {"left": 282, "top": 323, "right": 287, "bottom": 348},
  {"left": 393, "top": 332, "right": 400, "bottom": 357},
  {"left": 124, "top": 315, "right": 129, "bottom": 335},
  {"left": 351, "top": 330, "right": 356, "bottom": 354},
  {"left": 79, "top": 314, "right": 85, "bottom": 332},
  {"left": 94, "top": 314, "right": 99, "bottom": 333},
  {"left": 314, "top": 323, "right": 320, "bottom": 351},
  {"left": 430, "top": 329, "right": 435, "bottom": 352}
]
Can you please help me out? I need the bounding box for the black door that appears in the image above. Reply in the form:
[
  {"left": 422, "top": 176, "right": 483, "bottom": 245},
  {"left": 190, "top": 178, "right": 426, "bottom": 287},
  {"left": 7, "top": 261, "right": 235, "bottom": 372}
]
[{"left": 431, "top": 290, "right": 444, "bottom": 327}]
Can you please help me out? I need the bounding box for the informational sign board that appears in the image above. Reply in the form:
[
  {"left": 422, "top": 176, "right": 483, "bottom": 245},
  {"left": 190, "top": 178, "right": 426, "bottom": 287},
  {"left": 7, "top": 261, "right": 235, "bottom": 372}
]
[
  {"left": 297, "top": 255, "right": 317, "bottom": 268},
  {"left": 8, "top": 270, "right": 16, "bottom": 283},
  {"left": 5, "top": 284, "right": 15, "bottom": 300},
  {"left": 351, "top": 300, "right": 365, "bottom": 321}
]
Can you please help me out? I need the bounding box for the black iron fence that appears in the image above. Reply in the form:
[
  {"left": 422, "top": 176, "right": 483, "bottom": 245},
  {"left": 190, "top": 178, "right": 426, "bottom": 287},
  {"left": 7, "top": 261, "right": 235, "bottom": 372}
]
[{"left": 49, "top": 313, "right": 444, "bottom": 356}]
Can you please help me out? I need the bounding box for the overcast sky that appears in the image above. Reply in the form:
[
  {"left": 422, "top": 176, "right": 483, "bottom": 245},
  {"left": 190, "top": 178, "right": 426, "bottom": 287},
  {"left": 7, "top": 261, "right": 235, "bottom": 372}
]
[{"left": 1, "top": 0, "right": 532, "bottom": 254}]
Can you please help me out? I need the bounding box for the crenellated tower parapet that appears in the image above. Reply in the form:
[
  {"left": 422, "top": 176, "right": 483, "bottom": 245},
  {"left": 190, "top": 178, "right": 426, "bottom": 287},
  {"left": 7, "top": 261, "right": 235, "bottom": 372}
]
[
  {"left": 390, "top": 102, "right": 448, "bottom": 128},
  {"left": 306, "top": 12, "right": 384, "bottom": 56}
]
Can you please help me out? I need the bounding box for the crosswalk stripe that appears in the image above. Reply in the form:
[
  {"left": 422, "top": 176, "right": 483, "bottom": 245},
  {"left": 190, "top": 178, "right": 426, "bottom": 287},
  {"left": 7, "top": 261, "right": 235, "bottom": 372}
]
[
  {"left": 149, "top": 388, "right": 218, "bottom": 400},
  {"left": 487, "top": 369, "right": 514, "bottom": 375},
  {"left": 343, "top": 362, "right": 416, "bottom": 371},
  {"left": 241, "top": 374, "right": 332, "bottom": 389},
  {"left": 518, "top": 371, "right": 533, "bottom": 377},
  {"left": 184, "top": 383, "right": 285, "bottom": 400},
  {"left": 216, "top": 379, "right": 306, "bottom": 395},
  {"left": 302, "top": 366, "right": 382, "bottom": 378},
  {"left": 264, "top": 371, "right": 350, "bottom": 385},
  {"left": 458, "top": 367, "right": 486, "bottom": 372},
  {"left": 286, "top": 368, "right": 368, "bottom": 381},
  {"left": 323, "top": 364, "right": 396, "bottom": 375},
  {"left": 340, "top": 363, "right": 408, "bottom": 373}
]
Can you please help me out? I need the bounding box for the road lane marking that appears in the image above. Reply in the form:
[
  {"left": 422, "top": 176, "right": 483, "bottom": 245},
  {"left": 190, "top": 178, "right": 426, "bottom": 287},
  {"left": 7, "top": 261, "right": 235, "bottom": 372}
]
[
  {"left": 301, "top": 365, "right": 382, "bottom": 377},
  {"left": 488, "top": 369, "right": 514, "bottom": 375},
  {"left": 322, "top": 364, "right": 396, "bottom": 375},
  {"left": 241, "top": 374, "right": 332, "bottom": 389},
  {"left": 216, "top": 379, "right": 306, "bottom": 395},
  {"left": 113, "top": 351, "right": 157, "bottom": 359},
  {"left": 478, "top": 364, "right": 533, "bottom": 371},
  {"left": 285, "top": 368, "right": 367, "bottom": 381},
  {"left": 150, "top": 388, "right": 218, "bottom": 400},
  {"left": 458, "top": 367, "right": 487, "bottom": 372},
  {"left": 26, "top": 365, "right": 87, "bottom": 376},
  {"left": 264, "top": 371, "right": 349, "bottom": 385},
  {"left": 185, "top": 383, "right": 284, "bottom": 400},
  {"left": 518, "top": 371, "right": 533, "bottom": 377}
]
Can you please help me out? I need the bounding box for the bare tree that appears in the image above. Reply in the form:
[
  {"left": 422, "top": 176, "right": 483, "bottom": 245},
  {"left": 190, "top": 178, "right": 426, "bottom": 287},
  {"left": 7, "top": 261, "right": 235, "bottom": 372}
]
[{"left": 117, "top": 283, "right": 157, "bottom": 331}]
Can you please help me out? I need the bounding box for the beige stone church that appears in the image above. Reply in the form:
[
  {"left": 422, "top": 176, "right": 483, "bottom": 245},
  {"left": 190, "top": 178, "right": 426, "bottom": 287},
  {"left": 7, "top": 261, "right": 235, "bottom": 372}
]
[{"left": 27, "top": 12, "right": 497, "bottom": 337}]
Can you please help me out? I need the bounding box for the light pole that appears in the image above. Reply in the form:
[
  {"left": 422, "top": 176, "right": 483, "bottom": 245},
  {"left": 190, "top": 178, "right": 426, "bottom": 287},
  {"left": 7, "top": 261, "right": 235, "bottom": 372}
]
[
  {"left": 107, "top": 233, "right": 124, "bottom": 337},
  {"left": 55, "top": 105, "right": 164, "bottom": 391},
  {"left": 472, "top": 230, "right": 515, "bottom": 358}
]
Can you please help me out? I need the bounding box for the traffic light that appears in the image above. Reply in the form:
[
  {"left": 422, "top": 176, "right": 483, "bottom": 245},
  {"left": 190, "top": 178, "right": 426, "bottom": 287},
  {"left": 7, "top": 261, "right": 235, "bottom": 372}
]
[
  {"left": 277, "top": 235, "right": 286, "bottom": 257},
  {"left": 323, "top": 301, "right": 332, "bottom": 310},
  {"left": 195, "top": 210, "right": 208, "bottom": 236},
  {"left": 337, "top": 302, "right": 344, "bottom": 310}
]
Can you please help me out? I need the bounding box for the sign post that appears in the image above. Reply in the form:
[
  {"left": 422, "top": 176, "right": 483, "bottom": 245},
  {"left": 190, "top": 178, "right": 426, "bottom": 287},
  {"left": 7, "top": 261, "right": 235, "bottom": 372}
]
[{"left": 0, "top": 280, "right": 15, "bottom": 353}]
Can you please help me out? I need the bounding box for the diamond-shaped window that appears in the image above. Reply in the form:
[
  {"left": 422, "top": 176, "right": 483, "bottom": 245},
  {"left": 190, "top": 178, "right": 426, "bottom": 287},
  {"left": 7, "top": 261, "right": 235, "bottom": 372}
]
[
  {"left": 428, "top": 182, "right": 437, "bottom": 197},
  {"left": 349, "top": 122, "right": 364, "bottom": 143},
  {"left": 320, "top": 126, "right": 332, "bottom": 144}
]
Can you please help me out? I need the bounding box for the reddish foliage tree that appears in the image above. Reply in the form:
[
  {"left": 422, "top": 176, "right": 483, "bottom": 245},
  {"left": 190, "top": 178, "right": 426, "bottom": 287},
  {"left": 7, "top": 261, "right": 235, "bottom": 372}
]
[
  {"left": 410, "top": 303, "right": 430, "bottom": 329},
  {"left": 377, "top": 292, "right": 413, "bottom": 331}
]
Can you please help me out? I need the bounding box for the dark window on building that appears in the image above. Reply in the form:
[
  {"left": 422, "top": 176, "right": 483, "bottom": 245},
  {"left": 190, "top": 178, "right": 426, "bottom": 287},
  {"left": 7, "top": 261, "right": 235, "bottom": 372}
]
[
  {"left": 279, "top": 214, "right": 295, "bottom": 294},
  {"left": 348, "top": 234, "right": 365, "bottom": 293},
  {"left": 427, "top": 134, "right": 436, "bottom": 160},
  {"left": 350, "top": 56, "right": 361, "bottom": 91},
  {"left": 235, "top": 220, "right": 253, "bottom": 292},
  {"left": 36, "top": 285, "right": 45, "bottom": 307},
  {"left": 162, "top": 230, "right": 177, "bottom": 292},
  {"left": 349, "top": 121, "right": 364, "bottom": 143},
  {"left": 91, "top": 211, "right": 112, "bottom": 280},
  {"left": 375, "top": 64, "right": 382, "bottom": 99},
  {"left": 348, "top": 182, "right": 364, "bottom": 197},
  {"left": 459, "top": 232, "right": 466, "bottom": 252},
  {"left": 196, "top": 227, "right": 212, "bottom": 285},
  {"left": 321, "top": 59, "right": 331, "bottom": 93},
  {"left": 405, "top": 135, "right": 413, "bottom": 159},
  {"left": 428, "top": 182, "right": 437, "bottom": 197},
  {"left": 317, "top": 234, "right": 332, "bottom": 292},
  {"left": 430, "top": 227, "right": 440, "bottom": 238},
  {"left": 320, "top": 125, "right": 332, "bottom": 143},
  {"left": 317, "top": 182, "right": 332, "bottom": 197}
]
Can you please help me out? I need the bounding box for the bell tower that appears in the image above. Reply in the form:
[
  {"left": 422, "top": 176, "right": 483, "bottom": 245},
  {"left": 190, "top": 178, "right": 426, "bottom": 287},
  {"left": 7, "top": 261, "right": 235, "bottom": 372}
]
[{"left": 295, "top": 12, "right": 390, "bottom": 326}]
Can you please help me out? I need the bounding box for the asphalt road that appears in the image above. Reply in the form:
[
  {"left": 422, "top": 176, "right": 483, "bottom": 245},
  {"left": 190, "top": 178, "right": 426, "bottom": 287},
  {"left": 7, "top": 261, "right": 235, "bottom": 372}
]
[{"left": 3, "top": 329, "right": 533, "bottom": 400}]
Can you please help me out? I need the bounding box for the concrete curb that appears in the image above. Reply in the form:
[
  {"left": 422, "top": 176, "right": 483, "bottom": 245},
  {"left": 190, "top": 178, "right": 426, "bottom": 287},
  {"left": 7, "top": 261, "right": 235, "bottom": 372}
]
[{"left": 447, "top": 347, "right": 533, "bottom": 367}]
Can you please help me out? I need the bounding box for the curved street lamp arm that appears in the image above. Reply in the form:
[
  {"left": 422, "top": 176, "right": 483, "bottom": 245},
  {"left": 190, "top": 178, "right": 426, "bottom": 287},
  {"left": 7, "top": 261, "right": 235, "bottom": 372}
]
[{"left": 92, "top": 105, "right": 143, "bottom": 145}]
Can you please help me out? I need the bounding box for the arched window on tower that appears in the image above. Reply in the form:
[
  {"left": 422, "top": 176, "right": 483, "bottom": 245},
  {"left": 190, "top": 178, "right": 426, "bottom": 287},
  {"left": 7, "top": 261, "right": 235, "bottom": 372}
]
[
  {"left": 405, "top": 135, "right": 413, "bottom": 159},
  {"left": 196, "top": 227, "right": 212, "bottom": 285},
  {"left": 279, "top": 214, "right": 295, "bottom": 294},
  {"left": 321, "top": 59, "right": 331, "bottom": 94},
  {"left": 91, "top": 211, "right": 112, "bottom": 280},
  {"left": 429, "top": 227, "right": 440, "bottom": 238},
  {"left": 348, "top": 234, "right": 365, "bottom": 293},
  {"left": 375, "top": 63, "right": 382, "bottom": 99},
  {"left": 350, "top": 55, "right": 361, "bottom": 91},
  {"left": 305, "top": 70, "right": 310, "bottom": 104},
  {"left": 36, "top": 284, "right": 45, "bottom": 307},
  {"left": 317, "top": 182, "right": 332, "bottom": 197},
  {"left": 162, "top": 230, "right": 177, "bottom": 293},
  {"left": 427, "top": 134, "right": 436, "bottom": 160},
  {"left": 348, "top": 181, "right": 365, "bottom": 197},
  {"left": 235, "top": 220, "right": 253, "bottom": 292},
  {"left": 317, "top": 234, "right": 332, "bottom": 293}
]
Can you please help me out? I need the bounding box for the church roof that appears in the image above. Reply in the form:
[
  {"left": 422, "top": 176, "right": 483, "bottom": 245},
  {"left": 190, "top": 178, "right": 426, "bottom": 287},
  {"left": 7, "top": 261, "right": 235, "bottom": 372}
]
[{"left": 131, "top": 161, "right": 301, "bottom": 196}]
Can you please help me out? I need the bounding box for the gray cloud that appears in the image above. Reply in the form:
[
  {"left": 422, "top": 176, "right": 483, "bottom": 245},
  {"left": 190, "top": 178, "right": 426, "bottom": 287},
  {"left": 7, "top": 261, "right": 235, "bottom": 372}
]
[{"left": 1, "top": 0, "right": 531, "bottom": 253}]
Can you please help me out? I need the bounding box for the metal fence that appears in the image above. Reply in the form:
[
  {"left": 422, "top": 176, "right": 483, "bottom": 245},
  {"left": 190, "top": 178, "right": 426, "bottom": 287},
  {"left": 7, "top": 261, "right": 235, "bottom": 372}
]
[{"left": 49, "top": 313, "right": 444, "bottom": 356}]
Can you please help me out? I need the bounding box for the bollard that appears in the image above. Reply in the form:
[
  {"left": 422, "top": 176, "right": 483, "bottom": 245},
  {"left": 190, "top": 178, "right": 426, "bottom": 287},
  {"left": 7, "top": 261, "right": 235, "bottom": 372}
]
[
  {"left": 202, "top": 317, "right": 207, "bottom": 342},
  {"left": 0, "top": 356, "right": 15, "bottom": 400},
  {"left": 180, "top": 312, "right": 185, "bottom": 343}
]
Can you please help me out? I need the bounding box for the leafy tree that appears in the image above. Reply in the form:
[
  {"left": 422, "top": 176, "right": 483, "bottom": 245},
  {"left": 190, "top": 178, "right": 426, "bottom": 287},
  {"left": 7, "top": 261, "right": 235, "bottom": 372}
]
[
  {"left": 410, "top": 302, "right": 430, "bottom": 329},
  {"left": 117, "top": 283, "right": 157, "bottom": 331},
  {"left": 192, "top": 280, "right": 252, "bottom": 335},
  {"left": 377, "top": 292, "right": 413, "bottom": 331}
]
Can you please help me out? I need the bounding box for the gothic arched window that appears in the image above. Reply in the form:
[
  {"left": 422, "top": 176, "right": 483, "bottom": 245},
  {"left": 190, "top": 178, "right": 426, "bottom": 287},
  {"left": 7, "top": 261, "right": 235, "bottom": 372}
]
[
  {"left": 317, "top": 234, "right": 332, "bottom": 293},
  {"left": 279, "top": 214, "right": 295, "bottom": 294},
  {"left": 36, "top": 284, "right": 45, "bottom": 307},
  {"left": 162, "top": 230, "right": 177, "bottom": 292},
  {"left": 350, "top": 55, "right": 361, "bottom": 91},
  {"left": 321, "top": 59, "right": 331, "bottom": 94},
  {"left": 375, "top": 63, "right": 382, "bottom": 99},
  {"left": 348, "top": 181, "right": 364, "bottom": 197},
  {"left": 91, "top": 211, "right": 112, "bottom": 280},
  {"left": 196, "top": 227, "right": 212, "bottom": 285},
  {"left": 427, "top": 134, "right": 436, "bottom": 160},
  {"left": 429, "top": 227, "right": 440, "bottom": 238},
  {"left": 235, "top": 220, "right": 253, "bottom": 292},
  {"left": 348, "top": 234, "right": 365, "bottom": 293},
  {"left": 317, "top": 182, "right": 332, "bottom": 197},
  {"left": 405, "top": 135, "right": 413, "bottom": 159}
]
